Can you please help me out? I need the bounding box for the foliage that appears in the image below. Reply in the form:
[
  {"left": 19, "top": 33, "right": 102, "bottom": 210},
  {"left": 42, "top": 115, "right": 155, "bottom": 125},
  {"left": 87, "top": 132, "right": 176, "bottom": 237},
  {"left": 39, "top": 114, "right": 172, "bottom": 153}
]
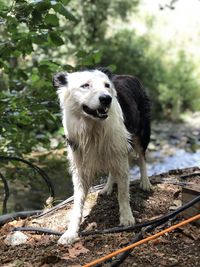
[
  {"left": 158, "top": 51, "right": 200, "bottom": 119},
  {"left": 0, "top": 0, "right": 74, "bottom": 155},
  {"left": 0, "top": 0, "right": 139, "bottom": 156},
  {"left": 68, "top": 0, "right": 139, "bottom": 49},
  {"left": 0, "top": 0, "right": 199, "bottom": 157},
  {"left": 100, "top": 30, "right": 200, "bottom": 119},
  {"left": 0, "top": 1, "right": 93, "bottom": 156},
  {"left": 59, "top": 0, "right": 140, "bottom": 66}
]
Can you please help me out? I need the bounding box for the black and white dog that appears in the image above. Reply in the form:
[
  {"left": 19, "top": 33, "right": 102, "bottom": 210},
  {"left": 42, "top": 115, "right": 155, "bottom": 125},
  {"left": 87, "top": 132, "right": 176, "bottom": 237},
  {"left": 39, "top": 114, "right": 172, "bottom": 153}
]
[{"left": 53, "top": 68, "right": 152, "bottom": 245}]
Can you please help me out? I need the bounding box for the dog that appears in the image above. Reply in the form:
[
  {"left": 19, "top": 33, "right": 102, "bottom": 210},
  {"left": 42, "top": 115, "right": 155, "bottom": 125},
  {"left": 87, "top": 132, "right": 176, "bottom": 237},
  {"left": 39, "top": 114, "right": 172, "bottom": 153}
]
[{"left": 53, "top": 67, "right": 152, "bottom": 245}]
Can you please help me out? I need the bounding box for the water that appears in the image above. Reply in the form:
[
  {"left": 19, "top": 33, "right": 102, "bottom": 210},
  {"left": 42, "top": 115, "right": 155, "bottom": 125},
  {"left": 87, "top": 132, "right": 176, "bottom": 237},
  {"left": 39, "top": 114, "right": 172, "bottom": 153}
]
[{"left": 130, "top": 149, "right": 200, "bottom": 179}]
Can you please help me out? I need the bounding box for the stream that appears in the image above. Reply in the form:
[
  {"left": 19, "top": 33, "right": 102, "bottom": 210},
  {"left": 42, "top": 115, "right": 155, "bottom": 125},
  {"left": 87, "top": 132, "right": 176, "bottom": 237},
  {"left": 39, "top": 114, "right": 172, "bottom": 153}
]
[{"left": 131, "top": 148, "right": 200, "bottom": 179}]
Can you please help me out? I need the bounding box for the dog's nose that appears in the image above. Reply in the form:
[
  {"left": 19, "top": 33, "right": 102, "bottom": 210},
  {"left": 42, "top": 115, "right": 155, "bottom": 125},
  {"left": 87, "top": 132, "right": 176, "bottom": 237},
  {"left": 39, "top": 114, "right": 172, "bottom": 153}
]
[{"left": 99, "top": 94, "right": 112, "bottom": 107}]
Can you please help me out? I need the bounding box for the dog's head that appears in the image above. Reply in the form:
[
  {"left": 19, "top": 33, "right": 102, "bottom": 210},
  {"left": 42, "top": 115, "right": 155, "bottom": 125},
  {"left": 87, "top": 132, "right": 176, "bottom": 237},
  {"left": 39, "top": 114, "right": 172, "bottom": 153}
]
[{"left": 53, "top": 68, "right": 116, "bottom": 120}]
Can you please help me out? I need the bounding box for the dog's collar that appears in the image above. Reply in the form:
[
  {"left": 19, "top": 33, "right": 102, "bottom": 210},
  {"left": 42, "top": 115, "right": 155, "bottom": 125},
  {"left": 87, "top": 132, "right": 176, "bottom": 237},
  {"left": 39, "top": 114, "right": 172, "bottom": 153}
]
[{"left": 67, "top": 138, "right": 78, "bottom": 151}]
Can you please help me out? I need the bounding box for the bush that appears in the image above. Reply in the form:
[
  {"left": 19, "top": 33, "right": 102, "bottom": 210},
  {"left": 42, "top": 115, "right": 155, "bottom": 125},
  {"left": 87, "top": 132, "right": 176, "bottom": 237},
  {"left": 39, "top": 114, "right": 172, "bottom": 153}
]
[
  {"left": 100, "top": 30, "right": 200, "bottom": 120},
  {"left": 0, "top": 0, "right": 78, "bottom": 156},
  {"left": 0, "top": 0, "right": 140, "bottom": 156},
  {"left": 158, "top": 51, "right": 200, "bottom": 120},
  {"left": 0, "top": 0, "right": 102, "bottom": 155}
]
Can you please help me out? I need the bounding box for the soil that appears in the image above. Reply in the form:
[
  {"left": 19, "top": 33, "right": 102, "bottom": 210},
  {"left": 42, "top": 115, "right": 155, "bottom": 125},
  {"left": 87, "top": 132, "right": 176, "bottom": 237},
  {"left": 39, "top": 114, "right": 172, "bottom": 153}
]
[{"left": 0, "top": 167, "right": 200, "bottom": 267}]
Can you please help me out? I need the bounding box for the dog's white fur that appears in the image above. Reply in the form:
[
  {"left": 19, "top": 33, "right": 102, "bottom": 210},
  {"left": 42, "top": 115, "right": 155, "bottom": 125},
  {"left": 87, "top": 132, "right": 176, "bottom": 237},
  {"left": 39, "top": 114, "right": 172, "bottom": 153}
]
[{"left": 56, "top": 70, "right": 151, "bottom": 245}]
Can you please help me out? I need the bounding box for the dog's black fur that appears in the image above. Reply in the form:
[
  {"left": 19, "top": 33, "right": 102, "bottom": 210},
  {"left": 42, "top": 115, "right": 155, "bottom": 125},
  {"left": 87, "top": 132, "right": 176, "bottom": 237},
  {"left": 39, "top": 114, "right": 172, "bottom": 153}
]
[{"left": 98, "top": 67, "right": 151, "bottom": 154}]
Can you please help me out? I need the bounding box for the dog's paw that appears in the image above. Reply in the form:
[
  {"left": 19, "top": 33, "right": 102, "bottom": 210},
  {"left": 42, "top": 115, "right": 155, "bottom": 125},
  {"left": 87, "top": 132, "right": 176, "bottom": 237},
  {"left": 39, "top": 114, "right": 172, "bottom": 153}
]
[
  {"left": 58, "top": 231, "right": 79, "bottom": 245},
  {"left": 120, "top": 213, "right": 135, "bottom": 226},
  {"left": 140, "top": 179, "right": 153, "bottom": 192}
]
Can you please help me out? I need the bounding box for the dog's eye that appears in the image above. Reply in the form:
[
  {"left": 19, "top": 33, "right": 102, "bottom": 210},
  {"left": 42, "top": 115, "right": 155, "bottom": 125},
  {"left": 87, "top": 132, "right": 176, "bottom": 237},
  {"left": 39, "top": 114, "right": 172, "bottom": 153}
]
[
  {"left": 81, "top": 83, "right": 90, "bottom": 88},
  {"left": 105, "top": 83, "right": 110, "bottom": 88}
]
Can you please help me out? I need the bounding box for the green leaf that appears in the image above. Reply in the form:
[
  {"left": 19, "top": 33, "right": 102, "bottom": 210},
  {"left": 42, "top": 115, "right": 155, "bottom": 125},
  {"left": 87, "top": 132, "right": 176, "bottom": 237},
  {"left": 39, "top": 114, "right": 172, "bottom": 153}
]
[
  {"left": 31, "top": 9, "right": 43, "bottom": 25},
  {"left": 60, "top": 0, "right": 71, "bottom": 5},
  {"left": 0, "top": 59, "right": 7, "bottom": 69},
  {"left": 12, "top": 50, "right": 22, "bottom": 57},
  {"left": 76, "top": 50, "right": 87, "bottom": 57},
  {"left": 17, "top": 38, "right": 33, "bottom": 54},
  {"left": 63, "top": 64, "right": 75, "bottom": 71},
  {"left": 44, "top": 14, "right": 59, "bottom": 26},
  {"left": 15, "top": 1, "right": 33, "bottom": 22},
  {"left": 6, "top": 16, "right": 18, "bottom": 33},
  {"left": 17, "top": 69, "right": 29, "bottom": 80},
  {"left": 32, "top": 33, "right": 48, "bottom": 44},
  {"left": 93, "top": 50, "right": 102, "bottom": 64},
  {"left": 34, "top": 0, "right": 51, "bottom": 13},
  {"left": 49, "top": 32, "right": 64, "bottom": 46},
  {"left": 52, "top": 2, "right": 77, "bottom": 22},
  {"left": 107, "top": 64, "right": 116, "bottom": 72},
  {"left": 0, "top": 43, "right": 14, "bottom": 58}
]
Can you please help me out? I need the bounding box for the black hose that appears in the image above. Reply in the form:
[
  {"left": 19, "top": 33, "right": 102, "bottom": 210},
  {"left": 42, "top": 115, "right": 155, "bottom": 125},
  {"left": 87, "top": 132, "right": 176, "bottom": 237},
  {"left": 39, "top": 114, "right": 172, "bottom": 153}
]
[
  {"left": 0, "top": 210, "right": 42, "bottom": 226},
  {"left": 13, "top": 194, "right": 200, "bottom": 237},
  {"left": 109, "top": 217, "right": 175, "bottom": 267},
  {"left": 0, "top": 156, "right": 55, "bottom": 198},
  {"left": 13, "top": 226, "right": 63, "bottom": 235},
  {"left": 97, "top": 194, "right": 200, "bottom": 267},
  {"left": 81, "top": 193, "right": 200, "bottom": 236},
  {"left": 94, "top": 231, "right": 144, "bottom": 267},
  {"left": 11, "top": 181, "right": 200, "bottom": 266},
  {"left": 0, "top": 172, "right": 10, "bottom": 214},
  {"left": 109, "top": 227, "right": 150, "bottom": 267},
  {"left": 33, "top": 171, "right": 200, "bottom": 219}
]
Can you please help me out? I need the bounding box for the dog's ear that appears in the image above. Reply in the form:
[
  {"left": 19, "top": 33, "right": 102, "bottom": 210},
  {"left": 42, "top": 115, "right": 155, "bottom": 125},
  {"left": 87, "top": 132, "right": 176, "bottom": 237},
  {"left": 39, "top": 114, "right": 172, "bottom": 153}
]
[
  {"left": 53, "top": 72, "right": 68, "bottom": 89},
  {"left": 97, "top": 67, "right": 113, "bottom": 80}
]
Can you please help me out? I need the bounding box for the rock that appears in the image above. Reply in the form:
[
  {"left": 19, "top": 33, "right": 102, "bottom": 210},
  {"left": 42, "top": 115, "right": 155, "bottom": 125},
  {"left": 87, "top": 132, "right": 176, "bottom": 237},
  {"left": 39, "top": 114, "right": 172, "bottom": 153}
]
[
  {"left": 169, "top": 199, "right": 182, "bottom": 211},
  {"left": 173, "top": 199, "right": 182, "bottom": 207},
  {"left": 4, "top": 231, "right": 28, "bottom": 246}
]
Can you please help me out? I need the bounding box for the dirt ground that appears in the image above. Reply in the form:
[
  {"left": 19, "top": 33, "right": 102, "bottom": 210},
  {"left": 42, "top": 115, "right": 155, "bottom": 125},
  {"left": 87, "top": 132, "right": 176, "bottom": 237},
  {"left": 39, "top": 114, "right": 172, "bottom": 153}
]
[{"left": 0, "top": 167, "right": 199, "bottom": 267}]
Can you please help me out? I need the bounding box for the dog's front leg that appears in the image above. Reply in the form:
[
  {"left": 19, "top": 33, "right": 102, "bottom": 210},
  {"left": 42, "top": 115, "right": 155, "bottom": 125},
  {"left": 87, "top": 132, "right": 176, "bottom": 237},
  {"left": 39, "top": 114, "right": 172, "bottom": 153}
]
[
  {"left": 138, "top": 152, "right": 152, "bottom": 192},
  {"left": 113, "top": 161, "right": 135, "bottom": 226},
  {"left": 58, "top": 172, "right": 88, "bottom": 245}
]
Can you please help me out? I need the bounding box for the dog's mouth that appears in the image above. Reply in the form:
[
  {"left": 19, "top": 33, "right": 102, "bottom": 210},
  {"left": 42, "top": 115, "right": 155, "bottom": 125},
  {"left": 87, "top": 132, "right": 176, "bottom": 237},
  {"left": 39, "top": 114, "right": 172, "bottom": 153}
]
[{"left": 82, "top": 105, "right": 109, "bottom": 119}]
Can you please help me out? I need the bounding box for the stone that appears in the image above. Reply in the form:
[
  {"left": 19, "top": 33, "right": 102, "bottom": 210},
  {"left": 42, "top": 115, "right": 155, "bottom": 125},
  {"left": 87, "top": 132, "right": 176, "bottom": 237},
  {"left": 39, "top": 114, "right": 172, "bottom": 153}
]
[{"left": 4, "top": 231, "right": 28, "bottom": 246}]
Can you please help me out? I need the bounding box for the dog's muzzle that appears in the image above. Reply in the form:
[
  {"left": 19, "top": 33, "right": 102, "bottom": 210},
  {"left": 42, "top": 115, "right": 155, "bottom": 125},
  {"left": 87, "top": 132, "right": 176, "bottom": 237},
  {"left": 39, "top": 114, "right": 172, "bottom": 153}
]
[{"left": 83, "top": 94, "right": 112, "bottom": 120}]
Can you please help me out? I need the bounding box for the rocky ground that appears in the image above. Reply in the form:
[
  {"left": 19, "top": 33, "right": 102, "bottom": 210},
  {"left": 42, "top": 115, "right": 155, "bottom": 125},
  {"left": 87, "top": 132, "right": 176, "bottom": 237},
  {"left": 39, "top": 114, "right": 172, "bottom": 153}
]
[{"left": 0, "top": 167, "right": 199, "bottom": 267}]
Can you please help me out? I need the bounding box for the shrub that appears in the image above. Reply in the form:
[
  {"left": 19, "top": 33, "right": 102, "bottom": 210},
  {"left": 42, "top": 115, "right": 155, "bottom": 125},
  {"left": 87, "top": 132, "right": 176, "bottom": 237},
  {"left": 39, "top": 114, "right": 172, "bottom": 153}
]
[{"left": 100, "top": 30, "right": 200, "bottom": 120}]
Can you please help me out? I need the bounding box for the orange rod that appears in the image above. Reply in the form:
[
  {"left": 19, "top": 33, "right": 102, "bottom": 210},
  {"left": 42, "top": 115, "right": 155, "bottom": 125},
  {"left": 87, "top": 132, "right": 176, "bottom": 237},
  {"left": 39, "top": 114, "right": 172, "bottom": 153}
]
[{"left": 83, "top": 213, "right": 200, "bottom": 267}]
